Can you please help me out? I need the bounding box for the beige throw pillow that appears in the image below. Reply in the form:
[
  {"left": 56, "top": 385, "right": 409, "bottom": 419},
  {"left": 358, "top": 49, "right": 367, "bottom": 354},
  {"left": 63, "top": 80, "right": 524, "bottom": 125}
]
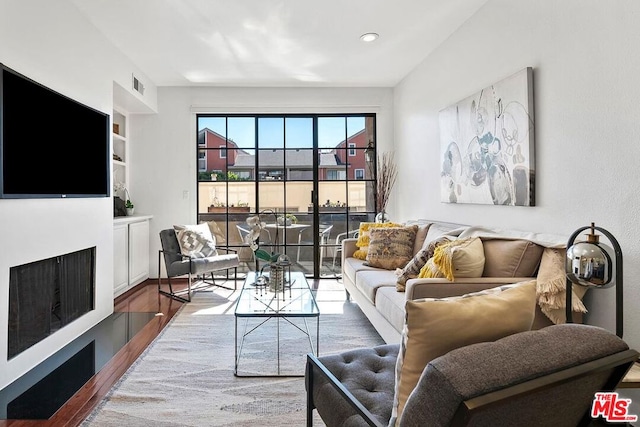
[
  {"left": 481, "top": 238, "right": 543, "bottom": 277},
  {"left": 390, "top": 280, "right": 537, "bottom": 425},
  {"left": 365, "top": 225, "right": 418, "bottom": 270}
]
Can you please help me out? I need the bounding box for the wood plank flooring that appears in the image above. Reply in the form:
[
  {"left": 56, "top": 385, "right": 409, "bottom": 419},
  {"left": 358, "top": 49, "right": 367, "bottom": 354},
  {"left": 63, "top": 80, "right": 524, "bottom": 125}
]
[{"left": 0, "top": 280, "right": 185, "bottom": 427}]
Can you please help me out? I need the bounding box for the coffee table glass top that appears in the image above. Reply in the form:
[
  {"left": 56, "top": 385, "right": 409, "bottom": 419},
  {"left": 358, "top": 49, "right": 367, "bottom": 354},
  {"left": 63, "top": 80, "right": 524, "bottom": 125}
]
[{"left": 235, "top": 271, "right": 319, "bottom": 317}]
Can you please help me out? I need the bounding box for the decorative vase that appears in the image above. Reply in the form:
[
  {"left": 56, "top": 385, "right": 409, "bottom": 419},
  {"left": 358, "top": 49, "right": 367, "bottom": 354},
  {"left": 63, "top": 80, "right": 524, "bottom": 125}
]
[
  {"left": 126, "top": 207, "right": 135, "bottom": 216},
  {"left": 269, "top": 264, "right": 284, "bottom": 292},
  {"left": 375, "top": 211, "right": 389, "bottom": 223}
]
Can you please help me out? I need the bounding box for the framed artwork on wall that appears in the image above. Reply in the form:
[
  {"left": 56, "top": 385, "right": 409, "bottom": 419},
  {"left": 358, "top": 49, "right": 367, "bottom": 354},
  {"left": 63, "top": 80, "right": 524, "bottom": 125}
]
[{"left": 439, "top": 67, "right": 535, "bottom": 206}]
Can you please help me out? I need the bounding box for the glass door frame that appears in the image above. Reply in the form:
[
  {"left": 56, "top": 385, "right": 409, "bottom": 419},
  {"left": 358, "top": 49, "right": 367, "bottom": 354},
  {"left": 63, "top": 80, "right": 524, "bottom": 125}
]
[{"left": 195, "top": 113, "right": 377, "bottom": 279}]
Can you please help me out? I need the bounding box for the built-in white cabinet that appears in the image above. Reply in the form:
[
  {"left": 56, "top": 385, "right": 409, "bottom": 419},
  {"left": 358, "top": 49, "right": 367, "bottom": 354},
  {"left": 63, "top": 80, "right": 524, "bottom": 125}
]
[
  {"left": 128, "top": 220, "right": 150, "bottom": 285},
  {"left": 113, "top": 222, "right": 129, "bottom": 293},
  {"left": 113, "top": 216, "right": 152, "bottom": 297}
]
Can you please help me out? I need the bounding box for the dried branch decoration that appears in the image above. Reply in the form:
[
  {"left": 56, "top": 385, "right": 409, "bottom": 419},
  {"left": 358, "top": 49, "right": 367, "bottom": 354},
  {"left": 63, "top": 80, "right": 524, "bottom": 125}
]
[{"left": 376, "top": 151, "right": 398, "bottom": 213}]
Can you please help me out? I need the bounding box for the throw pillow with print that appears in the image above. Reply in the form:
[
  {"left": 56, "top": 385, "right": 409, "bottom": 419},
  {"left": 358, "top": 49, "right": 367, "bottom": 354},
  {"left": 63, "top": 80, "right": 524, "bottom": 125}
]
[
  {"left": 365, "top": 225, "right": 418, "bottom": 270},
  {"left": 395, "top": 236, "right": 451, "bottom": 291}
]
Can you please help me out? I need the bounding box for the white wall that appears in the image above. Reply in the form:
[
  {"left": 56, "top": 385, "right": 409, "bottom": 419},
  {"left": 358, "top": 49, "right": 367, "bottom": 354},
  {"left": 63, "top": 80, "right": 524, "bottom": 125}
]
[
  {"left": 130, "top": 86, "right": 393, "bottom": 278},
  {"left": 394, "top": 0, "right": 640, "bottom": 410},
  {"left": 0, "top": 0, "right": 156, "bottom": 391}
]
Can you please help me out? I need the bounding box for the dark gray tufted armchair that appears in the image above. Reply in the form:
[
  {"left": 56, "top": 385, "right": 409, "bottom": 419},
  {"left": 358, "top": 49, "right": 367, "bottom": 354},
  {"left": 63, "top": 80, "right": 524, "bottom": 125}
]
[{"left": 306, "top": 324, "right": 638, "bottom": 427}]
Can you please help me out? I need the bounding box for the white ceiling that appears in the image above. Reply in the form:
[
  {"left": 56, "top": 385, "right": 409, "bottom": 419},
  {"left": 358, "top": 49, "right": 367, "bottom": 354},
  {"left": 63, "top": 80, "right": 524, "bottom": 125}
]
[{"left": 71, "top": 0, "right": 488, "bottom": 87}]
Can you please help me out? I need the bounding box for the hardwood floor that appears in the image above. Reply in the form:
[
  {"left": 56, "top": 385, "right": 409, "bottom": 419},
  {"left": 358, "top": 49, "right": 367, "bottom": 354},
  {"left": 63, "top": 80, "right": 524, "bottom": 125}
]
[
  {"left": 1, "top": 276, "right": 344, "bottom": 426},
  {"left": 0, "top": 280, "right": 186, "bottom": 427}
]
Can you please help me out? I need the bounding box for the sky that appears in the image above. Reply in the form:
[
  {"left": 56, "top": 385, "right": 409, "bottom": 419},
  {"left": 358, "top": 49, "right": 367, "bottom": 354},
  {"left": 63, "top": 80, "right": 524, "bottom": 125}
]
[{"left": 197, "top": 116, "right": 365, "bottom": 151}]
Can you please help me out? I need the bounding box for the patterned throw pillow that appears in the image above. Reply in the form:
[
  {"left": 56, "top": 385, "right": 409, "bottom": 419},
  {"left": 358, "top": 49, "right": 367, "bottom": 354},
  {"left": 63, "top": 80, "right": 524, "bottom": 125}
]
[
  {"left": 389, "top": 280, "right": 537, "bottom": 425},
  {"left": 365, "top": 225, "right": 418, "bottom": 270},
  {"left": 352, "top": 221, "right": 402, "bottom": 260},
  {"left": 173, "top": 224, "right": 217, "bottom": 258},
  {"left": 395, "top": 236, "right": 451, "bottom": 291},
  {"left": 417, "top": 237, "right": 485, "bottom": 281}
]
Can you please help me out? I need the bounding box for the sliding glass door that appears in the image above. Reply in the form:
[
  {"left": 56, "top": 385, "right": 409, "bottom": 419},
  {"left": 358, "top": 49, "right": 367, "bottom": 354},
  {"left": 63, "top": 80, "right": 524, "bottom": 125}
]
[{"left": 196, "top": 114, "right": 376, "bottom": 279}]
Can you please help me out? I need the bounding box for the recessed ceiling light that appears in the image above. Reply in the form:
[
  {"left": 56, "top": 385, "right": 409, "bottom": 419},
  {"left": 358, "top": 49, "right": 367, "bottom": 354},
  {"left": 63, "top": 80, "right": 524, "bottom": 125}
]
[{"left": 360, "top": 32, "right": 379, "bottom": 42}]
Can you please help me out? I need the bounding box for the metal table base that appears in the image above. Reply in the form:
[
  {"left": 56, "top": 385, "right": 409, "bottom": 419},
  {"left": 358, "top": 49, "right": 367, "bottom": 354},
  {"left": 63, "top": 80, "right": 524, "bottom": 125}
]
[{"left": 234, "top": 272, "right": 320, "bottom": 377}]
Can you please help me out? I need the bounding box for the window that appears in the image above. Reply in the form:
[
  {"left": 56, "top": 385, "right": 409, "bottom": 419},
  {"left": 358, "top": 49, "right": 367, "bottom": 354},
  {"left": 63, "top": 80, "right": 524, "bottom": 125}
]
[
  {"left": 355, "top": 169, "right": 365, "bottom": 180},
  {"left": 290, "top": 169, "right": 313, "bottom": 180},
  {"left": 348, "top": 143, "right": 356, "bottom": 156},
  {"left": 219, "top": 145, "right": 227, "bottom": 159},
  {"left": 326, "top": 170, "right": 347, "bottom": 180},
  {"left": 198, "top": 151, "right": 206, "bottom": 171}
]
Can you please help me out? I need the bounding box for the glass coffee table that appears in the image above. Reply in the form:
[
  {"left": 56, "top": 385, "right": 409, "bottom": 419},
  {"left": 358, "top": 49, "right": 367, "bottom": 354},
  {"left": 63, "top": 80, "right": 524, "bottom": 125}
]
[{"left": 234, "top": 271, "right": 320, "bottom": 377}]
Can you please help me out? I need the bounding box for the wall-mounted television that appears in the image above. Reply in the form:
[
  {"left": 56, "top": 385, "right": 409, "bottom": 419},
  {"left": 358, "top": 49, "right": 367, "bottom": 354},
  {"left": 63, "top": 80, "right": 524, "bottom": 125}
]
[{"left": 0, "top": 63, "right": 110, "bottom": 199}]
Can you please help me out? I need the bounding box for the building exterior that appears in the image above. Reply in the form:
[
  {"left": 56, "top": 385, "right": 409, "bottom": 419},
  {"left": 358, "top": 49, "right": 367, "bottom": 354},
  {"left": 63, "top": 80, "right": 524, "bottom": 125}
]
[{"left": 197, "top": 127, "right": 370, "bottom": 181}]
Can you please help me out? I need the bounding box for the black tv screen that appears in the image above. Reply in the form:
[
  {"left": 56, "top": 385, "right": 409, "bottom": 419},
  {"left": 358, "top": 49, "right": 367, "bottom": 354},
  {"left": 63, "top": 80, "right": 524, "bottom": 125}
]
[{"left": 0, "top": 64, "right": 110, "bottom": 198}]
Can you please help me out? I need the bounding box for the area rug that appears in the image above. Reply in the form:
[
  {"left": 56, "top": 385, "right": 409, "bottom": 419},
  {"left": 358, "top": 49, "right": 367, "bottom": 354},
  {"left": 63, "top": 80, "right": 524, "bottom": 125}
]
[{"left": 82, "top": 289, "right": 384, "bottom": 426}]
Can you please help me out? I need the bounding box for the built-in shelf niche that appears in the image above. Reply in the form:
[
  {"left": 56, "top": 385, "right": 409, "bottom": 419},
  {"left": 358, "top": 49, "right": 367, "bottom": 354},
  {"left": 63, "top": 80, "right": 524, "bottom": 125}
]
[{"left": 112, "top": 107, "right": 128, "bottom": 199}]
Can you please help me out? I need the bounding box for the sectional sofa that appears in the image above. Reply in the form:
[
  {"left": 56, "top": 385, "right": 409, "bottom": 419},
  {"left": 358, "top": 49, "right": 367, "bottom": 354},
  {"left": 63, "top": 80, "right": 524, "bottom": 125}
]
[{"left": 341, "top": 219, "right": 578, "bottom": 344}]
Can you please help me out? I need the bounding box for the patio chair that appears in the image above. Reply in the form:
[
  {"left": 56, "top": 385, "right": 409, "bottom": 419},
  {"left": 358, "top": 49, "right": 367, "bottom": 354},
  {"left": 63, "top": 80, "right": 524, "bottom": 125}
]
[
  {"left": 297, "top": 224, "right": 333, "bottom": 264},
  {"left": 158, "top": 228, "right": 239, "bottom": 303},
  {"left": 332, "top": 229, "right": 359, "bottom": 269}
]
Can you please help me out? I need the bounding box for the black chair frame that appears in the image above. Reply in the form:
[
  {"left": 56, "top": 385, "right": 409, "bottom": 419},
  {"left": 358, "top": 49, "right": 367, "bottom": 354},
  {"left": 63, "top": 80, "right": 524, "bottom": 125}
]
[{"left": 157, "top": 247, "right": 238, "bottom": 303}]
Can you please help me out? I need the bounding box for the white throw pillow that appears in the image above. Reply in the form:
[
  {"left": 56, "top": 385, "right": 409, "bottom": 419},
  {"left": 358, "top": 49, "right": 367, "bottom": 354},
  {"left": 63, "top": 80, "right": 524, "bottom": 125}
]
[{"left": 173, "top": 224, "right": 217, "bottom": 258}]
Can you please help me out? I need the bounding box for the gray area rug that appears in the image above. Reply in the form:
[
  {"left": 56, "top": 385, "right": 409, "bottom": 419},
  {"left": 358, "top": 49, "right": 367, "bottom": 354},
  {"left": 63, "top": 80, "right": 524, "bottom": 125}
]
[{"left": 83, "top": 287, "right": 384, "bottom": 426}]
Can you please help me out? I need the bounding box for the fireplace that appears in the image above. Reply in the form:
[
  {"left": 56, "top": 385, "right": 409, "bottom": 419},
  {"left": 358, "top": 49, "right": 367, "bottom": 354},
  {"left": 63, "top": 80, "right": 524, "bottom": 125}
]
[{"left": 8, "top": 247, "right": 95, "bottom": 359}]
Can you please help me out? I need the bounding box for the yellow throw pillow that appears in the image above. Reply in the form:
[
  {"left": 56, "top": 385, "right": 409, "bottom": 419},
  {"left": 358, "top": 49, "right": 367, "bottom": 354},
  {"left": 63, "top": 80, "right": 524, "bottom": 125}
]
[
  {"left": 390, "top": 280, "right": 537, "bottom": 425},
  {"left": 352, "top": 249, "right": 368, "bottom": 260},
  {"left": 365, "top": 225, "right": 418, "bottom": 270},
  {"left": 353, "top": 221, "right": 402, "bottom": 260},
  {"left": 418, "top": 237, "right": 485, "bottom": 281},
  {"left": 416, "top": 258, "right": 445, "bottom": 279}
]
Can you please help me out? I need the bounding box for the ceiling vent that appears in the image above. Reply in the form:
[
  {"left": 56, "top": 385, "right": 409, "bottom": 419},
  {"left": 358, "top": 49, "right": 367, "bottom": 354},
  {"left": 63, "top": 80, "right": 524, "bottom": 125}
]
[{"left": 132, "top": 74, "right": 145, "bottom": 95}]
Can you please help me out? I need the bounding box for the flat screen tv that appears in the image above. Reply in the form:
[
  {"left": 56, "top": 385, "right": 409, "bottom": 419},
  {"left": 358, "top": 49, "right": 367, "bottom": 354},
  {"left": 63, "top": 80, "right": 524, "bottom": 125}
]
[{"left": 0, "top": 63, "right": 110, "bottom": 198}]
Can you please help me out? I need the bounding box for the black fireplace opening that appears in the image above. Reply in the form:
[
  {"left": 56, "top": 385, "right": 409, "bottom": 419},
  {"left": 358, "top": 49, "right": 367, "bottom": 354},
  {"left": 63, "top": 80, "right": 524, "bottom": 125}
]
[{"left": 8, "top": 247, "right": 96, "bottom": 359}]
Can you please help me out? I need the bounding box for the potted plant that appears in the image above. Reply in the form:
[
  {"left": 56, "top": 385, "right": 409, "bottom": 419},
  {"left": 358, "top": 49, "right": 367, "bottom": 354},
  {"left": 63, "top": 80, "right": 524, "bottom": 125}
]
[
  {"left": 244, "top": 211, "right": 292, "bottom": 291},
  {"left": 277, "top": 213, "right": 298, "bottom": 226},
  {"left": 125, "top": 199, "right": 134, "bottom": 216}
]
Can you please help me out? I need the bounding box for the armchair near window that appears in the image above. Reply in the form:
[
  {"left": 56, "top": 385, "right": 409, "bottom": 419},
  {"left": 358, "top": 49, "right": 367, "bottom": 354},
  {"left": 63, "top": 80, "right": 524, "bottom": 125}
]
[{"left": 158, "top": 228, "right": 239, "bottom": 303}]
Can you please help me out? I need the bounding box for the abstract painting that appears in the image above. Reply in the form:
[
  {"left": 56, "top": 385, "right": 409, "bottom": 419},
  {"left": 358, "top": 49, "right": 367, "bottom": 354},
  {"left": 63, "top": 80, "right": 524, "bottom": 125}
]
[{"left": 439, "top": 67, "right": 535, "bottom": 206}]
